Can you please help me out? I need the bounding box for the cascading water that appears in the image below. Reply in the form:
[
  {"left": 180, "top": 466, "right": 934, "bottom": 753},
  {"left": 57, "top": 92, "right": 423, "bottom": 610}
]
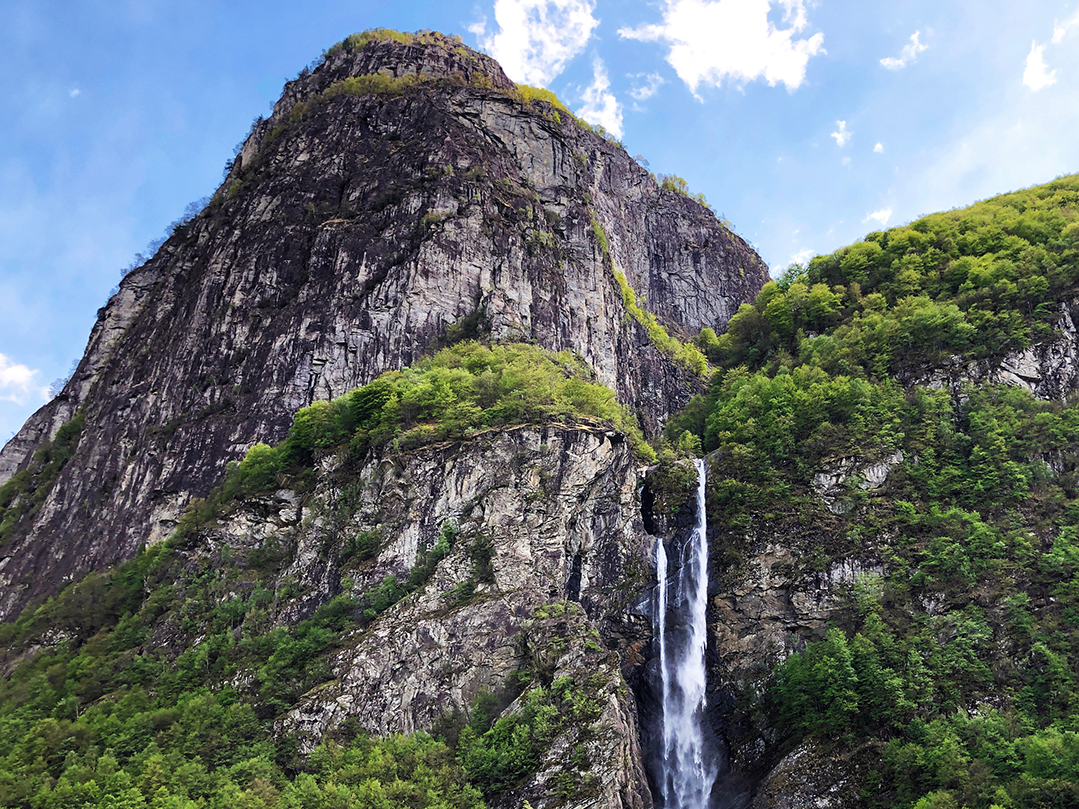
[{"left": 653, "top": 458, "right": 716, "bottom": 809}]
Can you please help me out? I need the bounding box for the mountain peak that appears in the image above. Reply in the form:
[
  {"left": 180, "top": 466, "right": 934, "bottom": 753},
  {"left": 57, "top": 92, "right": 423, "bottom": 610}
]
[
  {"left": 0, "top": 26, "right": 767, "bottom": 619},
  {"left": 275, "top": 29, "right": 516, "bottom": 116}
]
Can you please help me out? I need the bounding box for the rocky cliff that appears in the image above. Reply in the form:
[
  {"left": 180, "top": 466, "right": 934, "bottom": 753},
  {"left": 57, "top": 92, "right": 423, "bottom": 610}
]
[
  {"left": 0, "top": 30, "right": 767, "bottom": 619},
  {"left": 161, "top": 423, "right": 657, "bottom": 809}
]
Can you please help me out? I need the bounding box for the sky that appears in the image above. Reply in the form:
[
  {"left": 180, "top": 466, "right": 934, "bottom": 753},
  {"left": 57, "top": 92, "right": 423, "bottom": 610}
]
[{"left": 1, "top": 0, "right": 1078, "bottom": 439}]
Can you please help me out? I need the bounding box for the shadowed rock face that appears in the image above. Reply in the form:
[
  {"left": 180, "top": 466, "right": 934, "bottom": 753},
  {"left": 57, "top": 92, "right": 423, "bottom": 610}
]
[{"left": 0, "top": 31, "right": 767, "bottom": 619}]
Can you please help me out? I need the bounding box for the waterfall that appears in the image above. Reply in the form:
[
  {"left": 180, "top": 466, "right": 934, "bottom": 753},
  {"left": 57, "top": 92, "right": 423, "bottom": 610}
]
[{"left": 654, "top": 458, "right": 715, "bottom": 809}]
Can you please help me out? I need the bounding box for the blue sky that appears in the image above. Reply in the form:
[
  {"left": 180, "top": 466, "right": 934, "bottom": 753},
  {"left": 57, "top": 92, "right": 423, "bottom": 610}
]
[{"left": 2, "top": 0, "right": 1078, "bottom": 439}]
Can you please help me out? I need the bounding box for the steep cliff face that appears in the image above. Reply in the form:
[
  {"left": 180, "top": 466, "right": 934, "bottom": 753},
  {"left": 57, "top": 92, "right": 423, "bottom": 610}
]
[
  {"left": 0, "top": 31, "right": 767, "bottom": 619},
  {"left": 138, "top": 423, "right": 655, "bottom": 809}
]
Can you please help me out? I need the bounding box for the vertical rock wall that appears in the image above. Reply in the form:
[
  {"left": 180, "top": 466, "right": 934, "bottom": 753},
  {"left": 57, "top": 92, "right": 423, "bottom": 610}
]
[{"left": 0, "top": 33, "right": 768, "bottom": 620}]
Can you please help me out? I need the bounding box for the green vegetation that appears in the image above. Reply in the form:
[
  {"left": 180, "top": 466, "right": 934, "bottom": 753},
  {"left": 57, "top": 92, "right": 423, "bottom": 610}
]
[
  {"left": 322, "top": 72, "right": 433, "bottom": 99},
  {"left": 458, "top": 673, "right": 603, "bottom": 795},
  {"left": 321, "top": 28, "right": 459, "bottom": 61},
  {"left": 515, "top": 85, "right": 568, "bottom": 124},
  {"left": 669, "top": 174, "right": 1079, "bottom": 807},
  {"left": 0, "top": 414, "right": 84, "bottom": 546},
  {"left": 706, "top": 175, "right": 1079, "bottom": 378},
  {"left": 589, "top": 214, "right": 709, "bottom": 378},
  {"left": 175, "top": 341, "right": 651, "bottom": 541},
  {"left": 0, "top": 501, "right": 601, "bottom": 809},
  {"left": 647, "top": 435, "right": 702, "bottom": 519},
  {"left": 254, "top": 340, "right": 650, "bottom": 468},
  {"left": 0, "top": 338, "right": 650, "bottom": 806},
  {"left": 655, "top": 174, "right": 711, "bottom": 210}
]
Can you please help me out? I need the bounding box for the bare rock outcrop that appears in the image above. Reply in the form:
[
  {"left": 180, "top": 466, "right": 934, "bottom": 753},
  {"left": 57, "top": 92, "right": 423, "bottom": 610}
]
[
  {"left": 0, "top": 32, "right": 767, "bottom": 619},
  {"left": 179, "top": 424, "right": 655, "bottom": 809}
]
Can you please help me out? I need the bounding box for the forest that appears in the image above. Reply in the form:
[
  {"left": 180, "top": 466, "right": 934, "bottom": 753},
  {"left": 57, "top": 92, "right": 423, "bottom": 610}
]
[{"left": 668, "top": 173, "right": 1079, "bottom": 808}]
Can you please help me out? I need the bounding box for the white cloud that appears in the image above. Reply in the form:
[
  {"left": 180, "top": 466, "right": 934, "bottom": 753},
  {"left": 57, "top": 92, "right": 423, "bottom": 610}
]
[
  {"left": 576, "top": 58, "right": 624, "bottom": 138},
  {"left": 831, "top": 120, "right": 851, "bottom": 147},
  {"left": 874, "top": 142, "right": 884, "bottom": 153},
  {"left": 629, "top": 72, "right": 665, "bottom": 101},
  {"left": 789, "top": 247, "right": 814, "bottom": 266},
  {"left": 618, "top": 0, "right": 825, "bottom": 96},
  {"left": 471, "top": 0, "right": 599, "bottom": 86},
  {"left": 69, "top": 88, "right": 81, "bottom": 98},
  {"left": 0, "top": 352, "right": 48, "bottom": 405},
  {"left": 880, "top": 30, "right": 927, "bottom": 70},
  {"left": 864, "top": 208, "right": 893, "bottom": 227},
  {"left": 1053, "top": 8, "right": 1079, "bottom": 44},
  {"left": 1023, "top": 41, "right": 1057, "bottom": 91}
]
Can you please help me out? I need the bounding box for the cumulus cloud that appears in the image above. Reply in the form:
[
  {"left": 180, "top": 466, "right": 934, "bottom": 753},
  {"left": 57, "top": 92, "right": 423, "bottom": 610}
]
[
  {"left": 629, "top": 72, "right": 665, "bottom": 101},
  {"left": 789, "top": 247, "right": 814, "bottom": 266},
  {"left": 831, "top": 120, "right": 851, "bottom": 147},
  {"left": 864, "top": 208, "right": 893, "bottom": 227},
  {"left": 874, "top": 142, "right": 884, "bottom": 153},
  {"left": 576, "top": 58, "right": 624, "bottom": 137},
  {"left": 1023, "top": 41, "right": 1057, "bottom": 91},
  {"left": 0, "top": 353, "right": 48, "bottom": 405},
  {"left": 880, "top": 31, "right": 927, "bottom": 70},
  {"left": 471, "top": 0, "right": 599, "bottom": 86},
  {"left": 618, "top": 0, "right": 825, "bottom": 96}
]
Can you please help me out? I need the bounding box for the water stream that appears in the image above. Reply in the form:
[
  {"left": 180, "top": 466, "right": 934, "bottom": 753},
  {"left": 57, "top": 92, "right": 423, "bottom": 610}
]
[{"left": 654, "top": 458, "right": 716, "bottom": 809}]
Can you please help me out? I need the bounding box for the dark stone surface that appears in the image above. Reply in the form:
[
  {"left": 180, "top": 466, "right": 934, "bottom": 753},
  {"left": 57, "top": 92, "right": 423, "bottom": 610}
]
[{"left": 0, "top": 33, "right": 767, "bottom": 619}]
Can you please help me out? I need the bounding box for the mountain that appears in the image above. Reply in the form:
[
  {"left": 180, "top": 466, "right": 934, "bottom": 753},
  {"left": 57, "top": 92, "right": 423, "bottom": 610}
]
[
  {"left": 681, "top": 174, "right": 1079, "bottom": 808},
  {"left": 0, "top": 29, "right": 765, "bottom": 621},
  {"left": 4, "top": 25, "right": 1079, "bottom": 809}
]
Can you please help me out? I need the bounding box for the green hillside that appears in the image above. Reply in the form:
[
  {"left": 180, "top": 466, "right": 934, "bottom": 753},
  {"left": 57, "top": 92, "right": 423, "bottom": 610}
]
[
  {"left": 0, "top": 342, "right": 643, "bottom": 808},
  {"left": 671, "top": 174, "right": 1079, "bottom": 808}
]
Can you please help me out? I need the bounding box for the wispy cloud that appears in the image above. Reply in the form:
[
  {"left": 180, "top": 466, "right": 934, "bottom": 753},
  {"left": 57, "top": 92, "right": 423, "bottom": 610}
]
[
  {"left": 1023, "top": 41, "right": 1057, "bottom": 91},
  {"left": 1053, "top": 8, "right": 1079, "bottom": 44},
  {"left": 1023, "top": 10, "right": 1078, "bottom": 92},
  {"left": 618, "top": 0, "right": 824, "bottom": 97},
  {"left": 831, "top": 120, "right": 851, "bottom": 147},
  {"left": 576, "top": 58, "right": 623, "bottom": 137},
  {"left": 0, "top": 352, "right": 48, "bottom": 405},
  {"left": 864, "top": 208, "right": 893, "bottom": 227},
  {"left": 69, "top": 88, "right": 81, "bottom": 98},
  {"left": 880, "top": 31, "right": 927, "bottom": 70},
  {"left": 471, "top": 0, "right": 599, "bottom": 86},
  {"left": 629, "top": 72, "right": 665, "bottom": 102},
  {"left": 789, "top": 247, "right": 814, "bottom": 266}
]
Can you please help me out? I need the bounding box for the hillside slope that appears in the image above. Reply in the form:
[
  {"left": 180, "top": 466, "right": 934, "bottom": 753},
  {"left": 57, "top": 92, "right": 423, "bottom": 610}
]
[{"left": 678, "top": 174, "right": 1079, "bottom": 808}]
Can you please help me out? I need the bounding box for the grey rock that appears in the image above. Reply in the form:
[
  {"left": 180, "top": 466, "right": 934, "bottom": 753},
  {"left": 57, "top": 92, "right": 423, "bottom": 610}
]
[
  {"left": 0, "top": 34, "right": 766, "bottom": 619},
  {"left": 191, "top": 424, "right": 654, "bottom": 809},
  {"left": 750, "top": 740, "right": 874, "bottom": 809}
]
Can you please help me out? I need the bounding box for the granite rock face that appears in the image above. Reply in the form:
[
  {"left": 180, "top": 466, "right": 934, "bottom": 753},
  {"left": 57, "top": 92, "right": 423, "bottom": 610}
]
[
  {"left": 908, "top": 298, "right": 1079, "bottom": 399},
  {"left": 179, "top": 424, "right": 655, "bottom": 809},
  {"left": 0, "top": 32, "right": 767, "bottom": 619}
]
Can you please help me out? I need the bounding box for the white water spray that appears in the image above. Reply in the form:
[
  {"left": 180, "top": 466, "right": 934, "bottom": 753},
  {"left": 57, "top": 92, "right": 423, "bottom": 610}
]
[{"left": 655, "top": 458, "right": 715, "bottom": 809}]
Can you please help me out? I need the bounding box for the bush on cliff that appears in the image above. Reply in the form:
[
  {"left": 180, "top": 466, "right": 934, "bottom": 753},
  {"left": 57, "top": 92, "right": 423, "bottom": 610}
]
[{"left": 222, "top": 341, "right": 653, "bottom": 498}]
